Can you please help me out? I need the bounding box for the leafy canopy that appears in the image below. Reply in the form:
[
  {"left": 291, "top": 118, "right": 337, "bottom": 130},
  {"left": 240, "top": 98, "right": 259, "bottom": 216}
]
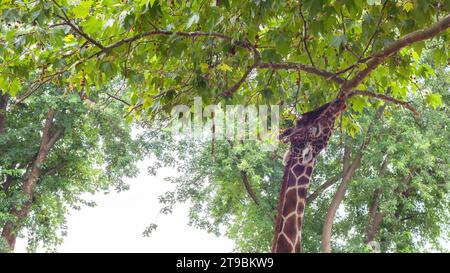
[{"left": 0, "top": 0, "right": 448, "bottom": 124}]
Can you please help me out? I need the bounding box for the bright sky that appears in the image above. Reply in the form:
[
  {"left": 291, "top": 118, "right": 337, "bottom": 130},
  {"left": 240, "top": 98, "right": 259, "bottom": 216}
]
[{"left": 15, "top": 160, "right": 235, "bottom": 253}]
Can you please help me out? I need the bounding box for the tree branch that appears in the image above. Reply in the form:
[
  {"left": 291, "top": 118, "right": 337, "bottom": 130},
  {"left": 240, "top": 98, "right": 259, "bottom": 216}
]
[
  {"left": 217, "top": 59, "right": 343, "bottom": 98},
  {"left": 346, "top": 89, "right": 418, "bottom": 115},
  {"left": 257, "top": 62, "right": 345, "bottom": 84},
  {"left": 46, "top": 126, "right": 65, "bottom": 150},
  {"left": 341, "top": 14, "right": 450, "bottom": 94},
  {"left": 337, "top": 0, "right": 388, "bottom": 87},
  {"left": 306, "top": 175, "right": 340, "bottom": 204},
  {"left": 56, "top": 15, "right": 106, "bottom": 50},
  {"left": 360, "top": 0, "right": 389, "bottom": 60},
  {"left": 14, "top": 77, "right": 53, "bottom": 105},
  {"left": 102, "top": 30, "right": 250, "bottom": 52},
  {"left": 2, "top": 109, "right": 64, "bottom": 249},
  {"left": 43, "top": 161, "right": 67, "bottom": 176},
  {"left": 240, "top": 170, "right": 260, "bottom": 206},
  {"left": 218, "top": 64, "right": 256, "bottom": 98},
  {"left": 51, "top": 0, "right": 105, "bottom": 50},
  {"left": 299, "top": 2, "right": 315, "bottom": 66},
  {"left": 105, "top": 92, "right": 131, "bottom": 106}
]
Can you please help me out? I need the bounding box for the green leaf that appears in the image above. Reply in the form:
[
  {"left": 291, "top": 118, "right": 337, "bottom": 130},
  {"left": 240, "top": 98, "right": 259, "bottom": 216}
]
[
  {"left": 0, "top": 76, "right": 8, "bottom": 93},
  {"left": 31, "top": 9, "right": 41, "bottom": 21},
  {"left": 261, "top": 49, "right": 281, "bottom": 62},
  {"left": 330, "top": 35, "right": 347, "bottom": 49},
  {"left": 9, "top": 78, "right": 21, "bottom": 97},
  {"left": 63, "top": 34, "right": 76, "bottom": 44},
  {"left": 82, "top": 17, "right": 103, "bottom": 33},
  {"left": 403, "top": 1, "right": 414, "bottom": 12},
  {"left": 274, "top": 32, "right": 290, "bottom": 55},
  {"left": 72, "top": 0, "right": 93, "bottom": 19},
  {"left": 217, "top": 63, "right": 232, "bottom": 72},
  {"left": 200, "top": 63, "right": 209, "bottom": 73},
  {"left": 425, "top": 93, "right": 442, "bottom": 110},
  {"left": 350, "top": 96, "right": 367, "bottom": 113}
]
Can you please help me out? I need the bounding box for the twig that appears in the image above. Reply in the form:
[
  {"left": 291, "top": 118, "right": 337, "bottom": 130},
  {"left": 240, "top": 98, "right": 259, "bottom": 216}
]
[
  {"left": 338, "top": 0, "right": 389, "bottom": 94},
  {"left": 299, "top": 2, "right": 315, "bottom": 66},
  {"left": 360, "top": 0, "right": 389, "bottom": 60},
  {"left": 14, "top": 77, "right": 53, "bottom": 105},
  {"left": 105, "top": 92, "right": 130, "bottom": 106},
  {"left": 257, "top": 62, "right": 345, "bottom": 84},
  {"left": 217, "top": 64, "right": 256, "bottom": 98},
  {"left": 52, "top": 0, "right": 106, "bottom": 50},
  {"left": 345, "top": 90, "right": 418, "bottom": 115}
]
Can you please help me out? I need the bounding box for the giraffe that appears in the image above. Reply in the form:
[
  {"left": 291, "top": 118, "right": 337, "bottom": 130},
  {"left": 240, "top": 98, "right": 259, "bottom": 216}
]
[{"left": 272, "top": 98, "right": 347, "bottom": 253}]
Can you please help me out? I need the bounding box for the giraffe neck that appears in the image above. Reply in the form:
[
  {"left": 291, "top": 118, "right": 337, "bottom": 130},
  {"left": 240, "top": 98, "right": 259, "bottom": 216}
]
[
  {"left": 272, "top": 99, "right": 346, "bottom": 253},
  {"left": 272, "top": 154, "right": 315, "bottom": 253}
]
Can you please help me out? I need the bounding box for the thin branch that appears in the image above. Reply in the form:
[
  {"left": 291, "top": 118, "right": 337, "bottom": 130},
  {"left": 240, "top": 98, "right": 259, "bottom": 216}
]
[
  {"left": 52, "top": 0, "right": 105, "bottom": 50},
  {"left": 346, "top": 90, "right": 418, "bottom": 115},
  {"left": 257, "top": 62, "right": 345, "bottom": 84},
  {"left": 43, "top": 161, "right": 67, "bottom": 176},
  {"left": 56, "top": 15, "right": 106, "bottom": 50},
  {"left": 299, "top": 2, "right": 315, "bottom": 66},
  {"left": 334, "top": 56, "right": 372, "bottom": 76},
  {"left": 344, "top": 44, "right": 361, "bottom": 59},
  {"left": 341, "top": 14, "right": 450, "bottom": 94},
  {"left": 361, "top": 0, "right": 389, "bottom": 60},
  {"left": 217, "top": 60, "right": 344, "bottom": 98},
  {"left": 62, "top": 41, "right": 89, "bottom": 58},
  {"left": 14, "top": 77, "right": 53, "bottom": 105},
  {"left": 338, "top": 0, "right": 388, "bottom": 93},
  {"left": 46, "top": 126, "right": 65, "bottom": 149},
  {"left": 52, "top": 0, "right": 106, "bottom": 50},
  {"left": 240, "top": 170, "right": 261, "bottom": 206},
  {"left": 102, "top": 30, "right": 247, "bottom": 52},
  {"left": 105, "top": 92, "right": 131, "bottom": 106},
  {"left": 217, "top": 64, "right": 256, "bottom": 98},
  {"left": 306, "top": 175, "right": 341, "bottom": 204}
]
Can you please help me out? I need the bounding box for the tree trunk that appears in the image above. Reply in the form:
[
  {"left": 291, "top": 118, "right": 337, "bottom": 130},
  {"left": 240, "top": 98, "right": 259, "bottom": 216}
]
[
  {"left": 1, "top": 109, "right": 64, "bottom": 250},
  {"left": 321, "top": 105, "right": 385, "bottom": 253},
  {"left": 0, "top": 94, "right": 8, "bottom": 134},
  {"left": 365, "top": 156, "right": 389, "bottom": 244},
  {"left": 365, "top": 211, "right": 386, "bottom": 244},
  {"left": 321, "top": 152, "right": 362, "bottom": 253}
]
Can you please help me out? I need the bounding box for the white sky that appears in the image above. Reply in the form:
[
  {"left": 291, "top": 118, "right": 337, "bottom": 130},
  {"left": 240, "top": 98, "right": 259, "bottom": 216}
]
[{"left": 15, "top": 160, "right": 235, "bottom": 253}]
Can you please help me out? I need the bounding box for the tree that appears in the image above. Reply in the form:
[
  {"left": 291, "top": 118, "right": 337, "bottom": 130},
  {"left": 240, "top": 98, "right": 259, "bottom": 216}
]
[
  {"left": 144, "top": 67, "right": 449, "bottom": 252},
  {"left": 1, "top": 0, "right": 449, "bottom": 252},
  {"left": 0, "top": 85, "right": 142, "bottom": 252}
]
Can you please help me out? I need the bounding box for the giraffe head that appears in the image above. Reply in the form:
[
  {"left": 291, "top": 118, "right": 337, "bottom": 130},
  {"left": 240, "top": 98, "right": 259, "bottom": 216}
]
[{"left": 280, "top": 98, "right": 346, "bottom": 161}]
